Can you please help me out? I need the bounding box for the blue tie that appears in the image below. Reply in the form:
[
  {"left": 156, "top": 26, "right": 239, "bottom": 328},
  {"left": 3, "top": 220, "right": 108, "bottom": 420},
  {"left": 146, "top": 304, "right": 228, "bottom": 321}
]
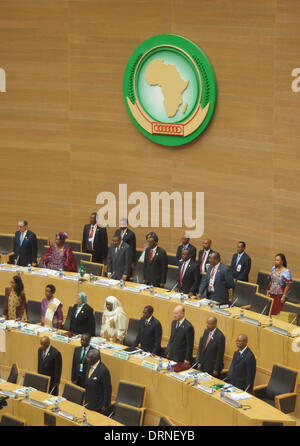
[
  {"left": 236, "top": 255, "right": 240, "bottom": 266},
  {"left": 19, "top": 233, "right": 23, "bottom": 246}
]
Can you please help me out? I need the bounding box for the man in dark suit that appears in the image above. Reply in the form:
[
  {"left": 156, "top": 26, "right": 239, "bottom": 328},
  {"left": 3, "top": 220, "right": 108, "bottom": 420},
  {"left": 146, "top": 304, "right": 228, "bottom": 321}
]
[
  {"left": 227, "top": 334, "right": 256, "bottom": 393},
  {"left": 196, "top": 317, "right": 225, "bottom": 377},
  {"left": 71, "top": 333, "right": 92, "bottom": 388},
  {"left": 82, "top": 212, "right": 108, "bottom": 264},
  {"left": 38, "top": 336, "right": 62, "bottom": 396},
  {"left": 13, "top": 220, "right": 37, "bottom": 266},
  {"left": 175, "top": 234, "right": 196, "bottom": 264},
  {"left": 176, "top": 248, "right": 200, "bottom": 297},
  {"left": 230, "top": 241, "right": 251, "bottom": 283},
  {"left": 107, "top": 234, "right": 131, "bottom": 280},
  {"left": 198, "top": 238, "right": 214, "bottom": 277},
  {"left": 115, "top": 218, "right": 136, "bottom": 265},
  {"left": 143, "top": 233, "right": 168, "bottom": 288},
  {"left": 84, "top": 349, "right": 112, "bottom": 415},
  {"left": 198, "top": 252, "right": 234, "bottom": 305},
  {"left": 134, "top": 305, "right": 162, "bottom": 355},
  {"left": 165, "top": 305, "right": 194, "bottom": 364}
]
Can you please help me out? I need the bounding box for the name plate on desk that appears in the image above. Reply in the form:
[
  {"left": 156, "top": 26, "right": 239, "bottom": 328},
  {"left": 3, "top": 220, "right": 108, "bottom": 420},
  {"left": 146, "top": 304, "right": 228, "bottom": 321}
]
[
  {"left": 0, "top": 390, "right": 17, "bottom": 399},
  {"left": 196, "top": 384, "right": 213, "bottom": 394},
  {"left": 211, "top": 307, "right": 231, "bottom": 316},
  {"left": 29, "top": 399, "right": 47, "bottom": 409},
  {"left": 239, "top": 316, "right": 261, "bottom": 326},
  {"left": 142, "top": 360, "right": 158, "bottom": 371},
  {"left": 169, "top": 372, "right": 187, "bottom": 382},
  {"left": 52, "top": 333, "right": 69, "bottom": 343},
  {"left": 21, "top": 327, "right": 37, "bottom": 336},
  {"left": 268, "top": 326, "right": 289, "bottom": 336},
  {"left": 57, "top": 410, "right": 76, "bottom": 421},
  {"left": 184, "top": 300, "right": 201, "bottom": 308},
  {"left": 123, "top": 286, "right": 141, "bottom": 294},
  {"left": 0, "top": 323, "right": 6, "bottom": 330},
  {"left": 154, "top": 293, "right": 170, "bottom": 300},
  {"left": 113, "top": 351, "right": 129, "bottom": 361}
]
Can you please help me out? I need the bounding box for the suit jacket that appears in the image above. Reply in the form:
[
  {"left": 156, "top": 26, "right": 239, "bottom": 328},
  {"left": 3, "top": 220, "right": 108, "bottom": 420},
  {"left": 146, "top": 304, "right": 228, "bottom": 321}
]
[
  {"left": 176, "top": 244, "right": 197, "bottom": 264},
  {"left": 196, "top": 328, "right": 225, "bottom": 375},
  {"left": 143, "top": 246, "right": 168, "bottom": 287},
  {"left": 13, "top": 230, "right": 37, "bottom": 266},
  {"left": 115, "top": 228, "right": 136, "bottom": 263},
  {"left": 177, "top": 259, "right": 200, "bottom": 295},
  {"left": 198, "top": 249, "right": 215, "bottom": 274},
  {"left": 228, "top": 347, "right": 256, "bottom": 392},
  {"left": 71, "top": 345, "right": 92, "bottom": 387},
  {"left": 107, "top": 241, "right": 131, "bottom": 279},
  {"left": 38, "top": 346, "right": 62, "bottom": 395},
  {"left": 82, "top": 224, "right": 108, "bottom": 263},
  {"left": 199, "top": 263, "right": 234, "bottom": 304},
  {"left": 230, "top": 252, "right": 251, "bottom": 282},
  {"left": 70, "top": 304, "right": 95, "bottom": 336},
  {"left": 166, "top": 319, "right": 194, "bottom": 363},
  {"left": 134, "top": 316, "right": 162, "bottom": 355},
  {"left": 84, "top": 362, "right": 112, "bottom": 413},
  {"left": 3, "top": 287, "right": 27, "bottom": 320}
]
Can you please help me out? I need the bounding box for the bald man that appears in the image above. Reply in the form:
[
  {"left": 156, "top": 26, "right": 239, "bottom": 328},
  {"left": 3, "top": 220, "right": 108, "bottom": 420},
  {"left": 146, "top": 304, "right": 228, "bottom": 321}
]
[
  {"left": 38, "top": 336, "right": 62, "bottom": 396},
  {"left": 196, "top": 317, "right": 225, "bottom": 377},
  {"left": 198, "top": 238, "right": 214, "bottom": 278},
  {"left": 165, "top": 306, "right": 194, "bottom": 365},
  {"left": 227, "top": 334, "right": 256, "bottom": 393}
]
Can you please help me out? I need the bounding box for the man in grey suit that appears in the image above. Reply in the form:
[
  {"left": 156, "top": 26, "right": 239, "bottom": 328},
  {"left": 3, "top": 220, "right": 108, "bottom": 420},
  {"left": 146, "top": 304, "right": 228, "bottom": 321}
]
[
  {"left": 197, "top": 252, "right": 234, "bottom": 304},
  {"left": 107, "top": 233, "right": 132, "bottom": 281}
]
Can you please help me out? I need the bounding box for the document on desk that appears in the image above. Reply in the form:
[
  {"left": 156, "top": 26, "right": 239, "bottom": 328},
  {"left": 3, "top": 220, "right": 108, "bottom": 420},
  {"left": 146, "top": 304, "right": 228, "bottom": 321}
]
[
  {"left": 43, "top": 396, "right": 66, "bottom": 406},
  {"left": 14, "top": 387, "right": 37, "bottom": 395},
  {"left": 229, "top": 392, "right": 253, "bottom": 401}
]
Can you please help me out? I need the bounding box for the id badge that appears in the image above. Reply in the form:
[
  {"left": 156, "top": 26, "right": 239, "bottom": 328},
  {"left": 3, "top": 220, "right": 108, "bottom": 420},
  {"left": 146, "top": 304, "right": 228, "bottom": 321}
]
[
  {"left": 206, "top": 263, "right": 209, "bottom": 271},
  {"left": 79, "top": 364, "right": 83, "bottom": 373},
  {"left": 236, "top": 264, "right": 241, "bottom": 272}
]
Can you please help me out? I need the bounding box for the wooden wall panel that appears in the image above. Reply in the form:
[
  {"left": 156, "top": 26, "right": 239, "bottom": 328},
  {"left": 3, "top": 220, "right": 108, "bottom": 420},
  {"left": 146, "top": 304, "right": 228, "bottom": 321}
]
[{"left": 0, "top": 0, "right": 300, "bottom": 281}]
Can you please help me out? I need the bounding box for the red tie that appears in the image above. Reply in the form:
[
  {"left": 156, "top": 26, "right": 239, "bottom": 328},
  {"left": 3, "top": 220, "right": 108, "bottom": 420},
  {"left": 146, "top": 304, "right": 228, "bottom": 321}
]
[
  {"left": 204, "top": 332, "right": 212, "bottom": 349},
  {"left": 200, "top": 252, "right": 207, "bottom": 272},
  {"left": 87, "top": 225, "right": 95, "bottom": 251},
  {"left": 179, "top": 262, "right": 185, "bottom": 287},
  {"left": 149, "top": 249, "right": 154, "bottom": 262}
]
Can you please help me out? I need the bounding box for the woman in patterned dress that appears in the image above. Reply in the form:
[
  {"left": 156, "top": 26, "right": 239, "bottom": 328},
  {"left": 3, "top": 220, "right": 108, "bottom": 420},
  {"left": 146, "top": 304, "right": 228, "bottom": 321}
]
[
  {"left": 43, "top": 232, "right": 77, "bottom": 272},
  {"left": 267, "top": 253, "right": 292, "bottom": 315},
  {"left": 3, "top": 275, "right": 27, "bottom": 321}
]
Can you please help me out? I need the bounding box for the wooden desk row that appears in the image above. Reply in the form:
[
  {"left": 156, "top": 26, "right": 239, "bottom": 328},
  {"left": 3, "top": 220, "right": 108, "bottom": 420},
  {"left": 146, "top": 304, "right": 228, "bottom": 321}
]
[
  {"left": 0, "top": 328, "right": 296, "bottom": 426},
  {"left": 0, "top": 380, "right": 121, "bottom": 426}
]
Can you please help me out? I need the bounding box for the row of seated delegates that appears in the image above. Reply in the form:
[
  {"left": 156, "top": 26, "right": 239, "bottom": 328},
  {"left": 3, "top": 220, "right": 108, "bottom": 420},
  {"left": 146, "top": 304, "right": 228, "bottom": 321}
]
[{"left": 42, "top": 232, "right": 77, "bottom": 272}]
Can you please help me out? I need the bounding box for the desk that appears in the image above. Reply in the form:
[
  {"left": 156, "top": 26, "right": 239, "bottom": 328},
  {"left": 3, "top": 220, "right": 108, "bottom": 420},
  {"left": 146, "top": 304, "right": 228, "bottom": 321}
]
[
  {"left": 0, "top": 329, "right": 295, "bottom": 426},
  {"left": 0, "top": 381, "right": 122, "bottom": 426}
]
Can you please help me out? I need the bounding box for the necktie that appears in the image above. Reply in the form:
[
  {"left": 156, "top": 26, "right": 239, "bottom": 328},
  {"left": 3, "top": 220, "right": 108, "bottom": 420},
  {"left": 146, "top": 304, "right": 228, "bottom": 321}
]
[
  {"left": 236, "top": 255, "right": 241, "bottom": 266},
  {"left": 149, "top": 249, "right": 154, "bottom": 262},
  {"left": 176, "top": 321, "right": 180, "bottom": 329},
  {"left": 179, "top": 262, "right": 186, "bottom": 288},
  {"left": 88, "top": 366, "right": 94, "bottom": 379},
  {"left": 81, "top": 347, "right": 86, "bottom": 361},
  {"left": 19, "top": 233, "right": 23, "bottom": 246},
  {"left": 87, "top": 225, "right": 95, "bottom": 252},
  {"left": 43, "top": 351, "right": 47, "bottom": 360},
  {"left": 204, "top": 332, "right": 212, "bottom": 349},
  {"left": 145, "top": 320, "right": 149, "bottom": 327},
  {"left": 200, "top": 251, "right": 207, "bottom": 272}
]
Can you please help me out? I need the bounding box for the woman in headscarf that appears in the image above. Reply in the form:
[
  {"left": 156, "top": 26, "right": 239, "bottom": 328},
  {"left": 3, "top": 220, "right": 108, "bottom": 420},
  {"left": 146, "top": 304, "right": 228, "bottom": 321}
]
[
  {"left": 43, "top": 232, "right": 77, "bottom": 272},
  {"left": 41, "top": 284, "right": 63, "bottom": 329},
  {"left": 70, "top": 292, "right": 95, "bottom": 336},
  {"left": 3, "top": 275, "right": 27, "bottom": 321},
  {"left": 100, "top": 296, "right": 127, "bottom": 343}
]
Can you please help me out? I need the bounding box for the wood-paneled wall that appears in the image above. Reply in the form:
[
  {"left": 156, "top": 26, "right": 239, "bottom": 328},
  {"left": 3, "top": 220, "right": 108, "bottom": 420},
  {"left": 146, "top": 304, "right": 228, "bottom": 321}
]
[{"left": 0, "top": 0, "right": 300, "bottom": 282}]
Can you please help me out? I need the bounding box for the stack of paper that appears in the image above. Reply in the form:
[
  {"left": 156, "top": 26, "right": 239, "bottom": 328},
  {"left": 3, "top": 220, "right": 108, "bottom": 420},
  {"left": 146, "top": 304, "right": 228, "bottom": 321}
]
[
  {"left": 14, "top": 387, "right": 37, "bottom": 395},
  {"left": 43, "top": 396, "right": 66, "bottom": 406},
  {"left": 31, "top": 270, "right": 49, "bottom": 276},
  {"left": 229, "top": 392, "right": 253, "bottom": 401}
]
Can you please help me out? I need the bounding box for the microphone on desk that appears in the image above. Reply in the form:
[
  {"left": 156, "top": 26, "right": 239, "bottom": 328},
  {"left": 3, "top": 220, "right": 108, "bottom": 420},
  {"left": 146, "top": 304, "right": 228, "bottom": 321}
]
[
  {"left": 244, "top": 384, "right": 250, "bottom": 393},
  {"left": 170, "top": 281, "right": 178, "bottom": 292},
  {"left": 286, "top": 316, "right": 297, "bottom": 335},
  {"left": 230, "top": 297, "right": 239, "bottom": 308},
  {"left": 257, "top": 305, "right": 267, "bottom": 324},
  {"left": 49, "top": 385, "right": 57, "bottom": 395}
]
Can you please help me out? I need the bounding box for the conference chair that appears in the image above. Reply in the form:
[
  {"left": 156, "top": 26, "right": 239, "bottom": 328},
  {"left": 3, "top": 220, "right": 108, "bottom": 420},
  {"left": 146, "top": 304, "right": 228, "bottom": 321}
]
[
  {"left": 27, "top": 300, "right": 41, "bottom": 324},
  {"left": 123, "top": 318, "right": 140, "bottom": 346},
  {"left": 253, "top": 364, "right": 298, "bottom": 414},
  {"left": 7, "top": 362, "right": 19, "bottom": 384},
  {"left": 0, "top": 415, "right": 25, "bottom": 426},
  {"left": 158, "top": 416, "right": 175, "bottom": 426},
  {"left": 62, "top": 306, "right": 73, "bottom": 331},
  {"left": 62, "top": 383, "right": 85, "bottom": 406},
  {"left": 165, "top": 265, "right": 178, "bottom": 291},
  {"left": 115, "top": 381, "right": 146, "bottom": 408},
  {"left": 73, "top": 252, "right": 92, "bottom": 272},
  {"left": 167, "top": 252, "right": 178, "bottom": 266},
  {"left": 36, "top": 237, "right": 49, "bottom": 259},
  {"left": 67, "top": 240, "right": 82, "bottom": 253},
  {"left": 287, "top": 280, "right": 300, "bottom": 305},
  {"left": 23, "top": 372, "right": 50, "bottom": 393},
  {"left": 112, "top": 403, "right": 144, "bottom": 426},
  {"left": 135, "top": 250, "right": 143, "bottom": 262},
  {"left": 80, "top": 260, "right": 104, "bottom": 277},
  {"left": 0, "top": 294, "right": 4, "bottom": 316},
  {"left": 38, "top": 245, "right": 50, "bottom": 268},
  {"left": 256, "top": 272, "right": 270, "bottom": 295},
  {"left": 95, "top": 311, "right": 103, "bottom": 337},
  {"left": 282, "top": 302, "right": 300, "bottom": 326},
  {"left": 232, "top": 281, "right": 259, "bottom": 308},
  {"left": 133, "top": 261, "right": 144, "bottom": 283},
  {"left": 249, "top": 293, "right": 273, "bottom": 316},
  {"left": 0, "top": 234, "right": 14, "bottom": 255},
  {"left": 44, "top": 411, "right": 56, "bottom": 427}
]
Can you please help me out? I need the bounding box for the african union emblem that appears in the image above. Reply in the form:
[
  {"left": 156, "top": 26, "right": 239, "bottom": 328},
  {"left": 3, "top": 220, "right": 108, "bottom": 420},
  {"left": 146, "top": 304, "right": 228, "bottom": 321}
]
[{"left": 123, "top": 34, "right": 217, "bottom": 147}]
